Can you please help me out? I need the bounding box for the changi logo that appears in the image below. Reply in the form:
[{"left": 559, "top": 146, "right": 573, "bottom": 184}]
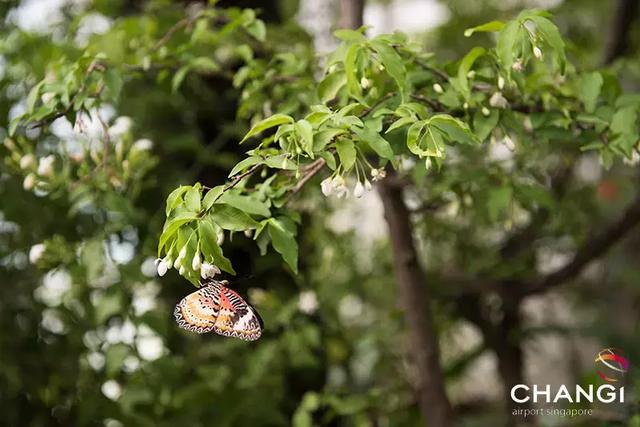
[
  {"left": 595, "top": 348, "right": 629, "bottom": 383},
  {"left": 510, "top": 348, "right": 629, "bottom": 419}
]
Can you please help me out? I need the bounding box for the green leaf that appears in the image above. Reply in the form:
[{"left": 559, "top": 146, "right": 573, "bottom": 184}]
[
  {"left": 158, "top": 213, "right": 197, "bottom": 256},
  {"left": 184, "top": 185, "right": 201, "bottom": 212},
  {"left": 165, "top": 185, "right": 190, "bottom": 216},
  {"left": 473, "top": 109, "right": 500, "bottom": 141},
  {"left": 26, "top": 81, "right": 45, "bottom": 113},
  {"left": 228, "top": 156, "right": 262, "bottom": 177},
  {"left": 354, "top": 127, "right": 395, "bottom": 160},
  {"left": 386, "top": 116, "right": 415, "bottom": 133},
  {"left": 610, "top": 106, "right": 637, "bottom": 136},
  {"left": 313, "top": 128, "right": 346, "bottom": 151},
  {"left": 319, "top": 151, "right": 337, "bottom": 170},
  {"left": 407, "top": 120, "right": 428, "bottom": 157},
  {"left": 335, "top": 139, "right": 357, "bottom": 171},
  {"left": 211, "top": 204, "right": 259, "bottom": 231},
  {"left": 202, "top": 185, "right": 225, "bottom": 211},
  {"left": 370, "top": 39, "right": 407, "bottom": 101},
  {"left": 457, "top": 47, "right": 485, "bottom": 99},
  {"left": 190, "top": 57, "right": 220, "bottom": 73},
  {"left": 218, "top": 192, "right": 270, "bottom": 217},
  {"left": 264, "top": 154, "right": 298, "bottom": 170},
  {"left": 334, "top": 29, "right": 366, "bottom": 42},
  {"left": 240, "top": 114, "right": 294, "bottom": 144},
  {"left": 528, "top": 16, "right": 566, "bottom": 74},
  {"left": 103, "top": 68, "right": 123, "bottom": 102},
  {"left": 199, "top": 220, "right": 235, "bottom": 274},
  {"left": 295, "top": 119, "right": 314, "bottom": 157},
  {"left": 318, "top": 72, "right": 346, "bottom": 103},
  {"left": 245, "top": 19, "right": 266, "bottom": 42},
  {"left": 172, "top": 65, "right": 191, "bottom": 93},
  {"left": 268, "top": 218, "right": 298, "bottom": 273},
  {"left": 579, "top": 72, "right": 603, "bottom": 113},
  {"left": 429, "top": 114, "right": 480, "bottom": 145},
  {"left": 496, "top": 20, "right": 519, "bottom": 76},
  {"left": 464, "top": 20, "right": 505, "bottom": 37},
  {"left": 345, "top": 43, "right": 363, "bottom": 101}
]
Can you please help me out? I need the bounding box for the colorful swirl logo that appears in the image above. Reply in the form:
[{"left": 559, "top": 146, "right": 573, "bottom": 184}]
[{"left": 595, "top": 348, "right": 629, "bottom": 383}]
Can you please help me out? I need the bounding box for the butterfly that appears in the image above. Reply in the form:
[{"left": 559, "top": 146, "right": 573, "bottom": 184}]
[{"left": 174, "top": 280, "right": 263, "bottom": 341}]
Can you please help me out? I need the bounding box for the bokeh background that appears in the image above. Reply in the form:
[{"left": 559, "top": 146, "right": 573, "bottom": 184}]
[{"left": 0, "top": 0, "right": 639, "bottom": 426}]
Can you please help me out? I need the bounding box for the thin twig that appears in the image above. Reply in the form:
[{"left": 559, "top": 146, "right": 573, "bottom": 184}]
[
  {"left": 289, "top": 158, "right": 326, "bottom": 196},
  {"left": 223, "top": 163, "right": 262, "bottom": 191}
]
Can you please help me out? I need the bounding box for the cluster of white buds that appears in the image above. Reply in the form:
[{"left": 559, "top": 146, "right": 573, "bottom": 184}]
[
  {"left": 320, "top": 175, "right": 373, "bottom": 199},
  {"left": 155, "top": 250, "right": 221, "bottom": 279},
  {"left": 200, "top": 262, "right": 221, "bottom": 279}
]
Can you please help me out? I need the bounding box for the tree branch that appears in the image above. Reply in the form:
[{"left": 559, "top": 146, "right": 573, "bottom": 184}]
[
  {"left": 522, "top": 194, "right": 640, "bottom": 295},
  {"left": 603, "top": 0, "right": 640, "bottom": 65}
]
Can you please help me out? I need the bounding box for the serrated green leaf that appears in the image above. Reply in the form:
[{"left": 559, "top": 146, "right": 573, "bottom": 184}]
[
  {"left": 579, "top": 72, "right": 603, "bottom": 113},
  {"left": 211, "top": 204, "right": 259, "bottom": 230},
  {"left": 240, "top": 114, "right": 294, "bottom": 144},
  {"left": 464, "top": 20, "right": 505, "bottom": 37},
  {"left": 218, "top": 192, "right": 270, "bottom": 217},
  {"left": 354, "top": 127, "right": 395, "bottom": 160},
  {"left": 268, "top": 217, "right": 298, "bottom": 273},
  {"left": 335, "top": 139, "right": 356, "bottom": 171},
  {"left": 313, "top": 128, "right": 346, "bottom": 151}
]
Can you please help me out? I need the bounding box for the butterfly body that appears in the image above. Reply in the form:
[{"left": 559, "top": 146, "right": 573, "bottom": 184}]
[{"left": 174, "top": 280, "right": 262, "bottom": 341}]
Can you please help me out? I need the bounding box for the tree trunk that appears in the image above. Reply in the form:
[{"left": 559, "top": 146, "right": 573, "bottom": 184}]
[
  {"left": 603, "top": 0, "right": 639, "bottom": 64},
  {"left": 378, "top": 178, "right": 454, "bottom": 427},
  {"left": 339, "top": 0, "right": 365, "bottom": 29}
]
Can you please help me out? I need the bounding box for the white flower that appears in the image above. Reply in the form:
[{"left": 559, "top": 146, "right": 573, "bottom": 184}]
[
  {"left": 523, "top": 116, "right": 533, "bottom": 132},
  {"left": 23, "top": 173, "right": 36, "bottom": 190},
  {"left": 191, "top": 252, "right": 201, "bottom": 271},
  {"left": 370, "top": 168, "right": 386, "bottom": 182},
  {"left": 101, "top": 380, "right": 122, "bottom": 401},
  {"left": 482, "top": 107, "right": 491, "bottom": 117},
  {"left": 533, "top": 46, "right": 543, "bottom": 59},
  {"left": 201, "top": 262, "right": 220, "bottom": 279},
  {"left": 512, "top": 59, "right": 524, "bottom": 72},
  {"left": 244, "top": 229, "right": 253, "bottom": 238},
  {"left": 498, "top": 76, "right": 505, "bottom": 90},
  {"left": 155, "top": 258, "right": 168, "bottom": 277},
  {"left": 321, "top": 177, "right": 333, "bottom": 196},
  {"left": 360, "top": 77, "right": 371, "bottom": 89},
  {"left": 463, "top": 102, "right": 469, "bottom": 110},
  {"left": 173, "top": 257, "right": 182, "bottom": 269},
  {"left": 489, "top": 92, "right": 508, "bottom": 109},
  {"left": 433, "top": 83, "right": 443, "bottom": 94},
  {"left": 178, "top": 265, "right": 185, "bottom": 275},
  {"left": 298, "top": 290, "right": 318, "bottom": 314},
  {"left": 37, "top": 155, "right": 55, "bottom": 177},
  {"left": 332, "top": 175, "right": 349, "bottom": 198},
  {"left": 132, "top": 138, "right": 153, "bottom": 151},
  {"left": 41, "top": 92, "right": 55, "bottom": 104},
  {"left": 3, "top": 138, "right": 16, "bottom": 151},
  {"left": 364, "top": 179, "right": 372, "bottom": 192},
  {"left": 216, "top": 229, "right": 225, "bottom": 246},
  {"left": 29, "top": 243, "right": 45, "bottom": 264},
  {"left": 20, "top": 154, "right": 35, "bottom": 169},
  {"left": 353, "top": 181, "right": 365, "bottom": 198},
  {"left": 425, "top": 157, "right": 433, "bottom": 170},
  {"left": 467, "top": 70, "right": 476, "bottom": 79},
  {"left": 109, "top": 116, "right": 132, "bottom": 137}
]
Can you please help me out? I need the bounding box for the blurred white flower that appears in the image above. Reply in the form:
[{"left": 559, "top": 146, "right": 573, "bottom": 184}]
[
  {"left": 41, "top": 308, "right": 66, "bottom": 334},
  {"left": 216, "top": 229, "right": 225, "bottom": 246},
  {"left": 105, "top": 319, "right": 136, "bottom": 345},
  {"left": 23, "top": 173, "right": 36, "bottom": 191},
  {"left": 34, "top": 269, "right": 72, "bottom": 307},
  {"left": 87, "top": 351, "right": 105, "bottom": 371},
  {"left": 502, "top": 135, "right": 516, "bottom": 151},
  {"left": 29, "top": 243, "right": 45, "bottom": 264},
  {"left": 482, "top": 107, "right": 491, "bottom": 117},
  {"left": 244, "top": 229, "right": 253, "bottom": 238},
  {"left": 489, "top": 92, "right": 508, "bottom": 109},
  {"left": 533, "top": 46, "right": 543, "bottom": 59},
  {"left": 109, "top": 116, "right": 132, "bottom": 137},
  {"left": 155, "top": 259, "right": 168, "bottom": 276},
  {"left": 498, "top": 76, "right": 505, "bottom": 90},
  {"left": 353, "top": 181, "right": 365, "bottom": 198},
  {"left": 433, "top": 83, "right": 443, "bottom": 94},
  {"left": 136, "top": 324, "right": 165, "bottom": 361},
  {"left": 512, "top": 58, "right": 524, "bottom": 72},
  {"left": 332, "top": 176, "right": 349, "bottom": 199},
  {"left": 624, "top": 151, "right": 640, "bottom": 166},
  {"left": 132, "top": 281, "right": 160, "bottom": 316},
  {"left": 19, "top": 154, "right": 35, "bottom": 169},
  {"left": 123, "top": 355, "right": 140, "bottom": 373},
  {"left": 101, "top": 380, "right": 122, "bottom": 401},
  {"left": 40, "top": 92, "right": 55, "bottom": 104},
  {"left": 370, "top": 168, "right": 386, "bottom": 182},
  {"left": 425, "top": 157, "right": 433, "bottom": 170},
  {"left": 132, "top": 138, "right": 153, "bottom": 151},
  {"left": 338, "top": 294, "right": 364, "bottom": 325},
  {"left": 191, "top": 252, "right": 201, "bottom": 271},
  {"left": 37, "top": 155, "right": 55, "bottom": 177},
  {"left": 201, "top": 262, "right": 220, "bottom": 279},
  {"left": 523, "top": 116, "right": 533, "bottom": 133},
  {"left": 298, "top": 290, "right": 319, "bottom": 314},
  {"left": 364, "top": 179, "right": 372, "bottom": 192},
  {"left": 360, "top": 77, "right": 371, "bottom": 89}
]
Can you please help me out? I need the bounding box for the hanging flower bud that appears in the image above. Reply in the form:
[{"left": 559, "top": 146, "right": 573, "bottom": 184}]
[
  {"left": 156, "top": 259, "right": 168, "bottom": 277},
  {"left": 23, "top": 173, "right": 36, "bottom": 191},
  {"left": 503, "top": 135, "right": 516, "bottom": 151},
  {"left": 512, "top": 59, "right": 524, "bottom": 72},
  {"left": 498, "top": 76, "right": 505, "bottom": 90},
  {"left": 191, "top": 252, "right": 201, "bottom": 271},
  {"left": 433, "top": 83, "right": 444, "bottom": 94},
  {"left": 353, "top": 181, "right": 365, "bottom": 198},
  {"left": 216, "top": 229, "right": 225, "bottom": 246},
  {"left": 177, "top": 246, "right": 187, "bottom": 261},
  {"left": 320, "top": 177, "right": 333, "bottom": 197},
  {"left": 364, "top": 179, "right": 372, "bottom": 192},
  {"left": 425, "top": 157, "right": 433, "bottom": 170},
  {"left": 37, "top": 155, "right": 55, "bottom": 177},
  {"left": 29, "top": 243, "right": 45, "bottom": 264},
  {"left": 489, "top": 92, "right": 508, "bottom": 109},
  {"left": 533, "top": 46, "right": 543, "bottom": 59},
  {"left": 179, "top": 265, "right": 185, "bottom": 276},
  {"left": 482, "top": 107, "right": 491, "bottom": 117}
]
